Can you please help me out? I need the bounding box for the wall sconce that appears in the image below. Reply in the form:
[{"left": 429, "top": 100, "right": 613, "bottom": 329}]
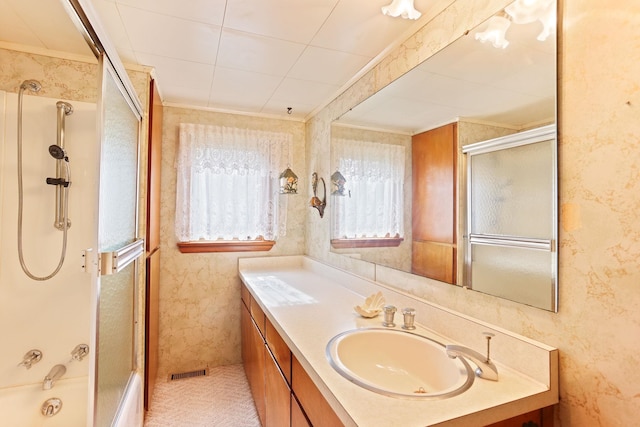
[
  {"left": 279, "top": 166, "right": 298, "bottom": 194},
  {"left": 330, "top": 170, "right": 349, "bottom": 197},
  {"left": 381, "top": 0, "right": 422, "bottom": 20},
  {"left": 310, "top": 172, "right": 326, "bottom": 218}
]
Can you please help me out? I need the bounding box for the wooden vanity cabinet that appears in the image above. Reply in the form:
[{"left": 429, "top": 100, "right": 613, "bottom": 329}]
[
  {"left": 486, "top": 406, "right": 554, "bottom": 427},
  {"left": 411, "top": 123, "right": 457, "bottom": 284},
  {"left": 242, "top": 284, "right": 551, "bottom": 426},
  {"left": 241, "top": 284, "right": 342, "bottom": 427}
]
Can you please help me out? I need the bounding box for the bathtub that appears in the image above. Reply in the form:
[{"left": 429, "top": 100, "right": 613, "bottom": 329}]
[
  {"left": 0, "top": 374, "right": 143, "bottom": 427},
  {"left": 0, "top": 377, "right": 88, "bottom": 427}
]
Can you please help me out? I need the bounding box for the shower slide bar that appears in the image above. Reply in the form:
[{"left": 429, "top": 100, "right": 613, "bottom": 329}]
[
  {"left": 99, "top": 238, "right": 145, "bottom": 276},
  {"left": 53, "top": 101, "right": 74, "bottom": 230}
]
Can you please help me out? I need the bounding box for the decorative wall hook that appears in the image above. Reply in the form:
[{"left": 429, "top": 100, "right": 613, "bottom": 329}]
[{"left": 310, "top": 172, "right": 326, "bottom": 218}]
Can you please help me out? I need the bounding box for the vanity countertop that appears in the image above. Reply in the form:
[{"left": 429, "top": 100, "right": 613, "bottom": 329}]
[{"left": 238, "top": 255, "right": 558, "bottom": 427}]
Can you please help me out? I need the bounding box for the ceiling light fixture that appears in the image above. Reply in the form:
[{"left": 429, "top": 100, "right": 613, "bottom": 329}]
[
  {"left": 475, "top": 15, "right": 512, "bottom": 49},
  {"left": 381, "top": 0, "right": 422, "bottom": 20},
  {"left": 475, "top": 0, "right": 556, "bottom": 48},
  {"left": 505, "top": 0, "right": 555, "bottom": 41}
]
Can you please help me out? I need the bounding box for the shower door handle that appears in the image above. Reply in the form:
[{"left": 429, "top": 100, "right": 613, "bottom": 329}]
[{"left": 99, "top": 238, "right": 145, "bottom": 276}]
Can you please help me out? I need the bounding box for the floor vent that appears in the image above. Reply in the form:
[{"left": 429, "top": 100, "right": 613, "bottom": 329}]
[{"left": 169, "top": 368, "right": 208, "bottom": 381}]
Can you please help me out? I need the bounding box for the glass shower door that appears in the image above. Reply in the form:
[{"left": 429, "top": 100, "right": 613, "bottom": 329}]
[{"left": 93, "top": 56, "right": 144, "bottom": 427}]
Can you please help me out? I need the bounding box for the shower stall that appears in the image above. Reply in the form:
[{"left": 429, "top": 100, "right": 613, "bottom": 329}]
[
  {"left": 0, "top": 1, "right": 146, "bottom": 425},
  {"left": 0, "top": 70, "right": 144, "bottom": 427},
  {"left": 0, "top": 85, "right": 98, "bottom": 427}
]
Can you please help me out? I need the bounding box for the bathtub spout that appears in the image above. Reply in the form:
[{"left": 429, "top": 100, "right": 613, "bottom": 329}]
[{"left": 42, "top": 364, "right": 66, "bottom": 390}]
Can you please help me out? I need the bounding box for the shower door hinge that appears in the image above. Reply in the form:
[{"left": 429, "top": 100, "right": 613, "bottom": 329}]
[{"left": 81, "top": 248, "right": 94, "bottom": 273}]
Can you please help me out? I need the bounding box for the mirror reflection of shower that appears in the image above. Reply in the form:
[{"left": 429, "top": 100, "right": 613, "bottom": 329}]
[{"left": 16, "top": 80, "right": 74, "bottom": 281}]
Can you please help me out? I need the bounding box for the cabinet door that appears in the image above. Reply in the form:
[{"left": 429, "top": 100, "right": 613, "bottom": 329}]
[
  {"left": 486, "top": 406, "right": 553, "bottom": 427},
  {"left": 291, "top": 395, "right": 311, "bottom": 427},
  {"left": 292, "top": 356, "right": 343, "bottom": 427},
  {"left": 265, "top": 348, "right": 291, "bottom": 427},
  {"left": 241, "top": 302, "right": 252, "bottom": 372},
  {"left": 242, "top": 304, "right": 266, "bottom": 426},
  {"left": 411, "top": 123, "right": 457, "bottom": 284},
  {"left": 412, "top": 241, "right": 455, "bottom": 283}
]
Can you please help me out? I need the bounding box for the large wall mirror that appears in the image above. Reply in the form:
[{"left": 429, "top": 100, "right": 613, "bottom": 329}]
[{"left": 330, "top": 0, "right": 557, "bottom": 311}]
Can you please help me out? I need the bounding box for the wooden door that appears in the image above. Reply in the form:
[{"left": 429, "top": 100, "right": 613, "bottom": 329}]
[
  {"left": 411, "top": 123, "right": 457, "bottom": 284},
  {"left": 144, "top": 78, "right": 162, "bottom": 410}
]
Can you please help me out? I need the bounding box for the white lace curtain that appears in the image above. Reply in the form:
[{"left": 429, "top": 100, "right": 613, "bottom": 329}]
[
  {"left": 331, "top": 138, "right": 405, "bottom": 239},
  {"left": 175, "top": 123, "right": 291, "bottom": 242}
]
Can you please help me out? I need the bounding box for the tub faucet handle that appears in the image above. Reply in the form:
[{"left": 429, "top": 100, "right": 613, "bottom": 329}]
[
  {"left": 18, "top": 349, "right": 42, "bottom": 369},
  {"left": 70, "top": 344, "right": 90, "bottom": 362}
]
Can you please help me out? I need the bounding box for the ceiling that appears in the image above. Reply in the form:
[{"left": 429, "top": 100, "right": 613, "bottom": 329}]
[
  {"left": 0, "top": 0, "right": 437, "bottom": 120},
  {"left": 338, "top": 13, "right": 556, "bottom": 134},
  {"left": 0, "top": 0, "right": 555, "bottom": 129}
]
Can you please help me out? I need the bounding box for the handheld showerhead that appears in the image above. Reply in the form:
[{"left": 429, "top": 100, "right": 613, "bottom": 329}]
[
  {"left": 20, "top": 80, "right": 42, "bottom": 93},
  {"left": 48, "top": 145, "right": 68, "bottom": 161}
]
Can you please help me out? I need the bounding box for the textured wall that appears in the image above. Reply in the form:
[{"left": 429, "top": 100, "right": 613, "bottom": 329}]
[
  {"left": 158, "top": 106, "right": 306, "bottom": 378},
  {"left": 307, "top": 0, "right": 640, "bottom": 425}
]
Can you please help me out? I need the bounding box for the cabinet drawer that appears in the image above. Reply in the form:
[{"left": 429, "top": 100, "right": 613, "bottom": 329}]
[
  {"left": 250, "top": 295, "right": 266, "bottom": 337},
  {"left": 241, "top": 283, "right": 250, "bottom": 308},
  {"left": 266, "top": 318, "right": 292, "bottom": 384}
]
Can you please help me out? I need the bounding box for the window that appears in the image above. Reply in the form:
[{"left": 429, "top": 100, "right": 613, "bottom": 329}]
[
  {"left": 175, "top": 123, "right": 291, "bottom": 253},
  {"left": 330, "top": 138, "right": 405, "bottom": 248}
]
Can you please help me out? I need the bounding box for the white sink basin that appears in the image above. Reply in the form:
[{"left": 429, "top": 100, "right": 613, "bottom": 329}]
[{"left": 326, "top": 328, "right": 474, "bottom": 399}]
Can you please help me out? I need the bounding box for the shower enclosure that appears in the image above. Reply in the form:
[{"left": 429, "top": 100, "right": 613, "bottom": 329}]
[
  {"left": 0, "top": 84, "right": 97, "bottom": 427},
  {"left": 0, "top": 0, "right": 146, "bottom": 425}
]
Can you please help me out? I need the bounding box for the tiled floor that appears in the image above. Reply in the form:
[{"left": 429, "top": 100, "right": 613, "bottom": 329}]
[{"left": 144, "top": 364, "right": 261, "bottom": 427}]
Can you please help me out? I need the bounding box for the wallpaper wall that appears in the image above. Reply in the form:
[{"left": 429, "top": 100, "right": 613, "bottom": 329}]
[
  {"left": 157, "top": 106, "right": 306, "bottom": 378},
  {"left": 307, "top": 0, "right": 640, "bottom": 425}
]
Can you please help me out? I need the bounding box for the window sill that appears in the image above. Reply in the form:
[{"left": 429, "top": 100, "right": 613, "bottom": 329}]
[
  {"left": 330, "top": 237, "right": 404, "bottom": 249},
  {"left": 177, "top": 240, "right": 275, "bottom": 253}
]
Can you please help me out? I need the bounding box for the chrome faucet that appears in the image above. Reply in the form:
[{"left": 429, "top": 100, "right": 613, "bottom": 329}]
[
  {"left": 43, "top": 364, "right": 67, "bottom": 390},
  {"left": 446, "top": 333, "right": 498, "bottom": 381}
]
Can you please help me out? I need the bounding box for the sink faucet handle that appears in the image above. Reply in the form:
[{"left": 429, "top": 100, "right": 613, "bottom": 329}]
[
  {"left": 483, "top": 332, "right": 495, "bottom": 362},
  {"left": 18, "top": 349, "right": 43, "bottom": 369},
  {"left": 382, "top": 305, "right": 397, "bottom": 327},
  {"left": 401, "top": 308, "right": 416, "bottom": 330}
]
